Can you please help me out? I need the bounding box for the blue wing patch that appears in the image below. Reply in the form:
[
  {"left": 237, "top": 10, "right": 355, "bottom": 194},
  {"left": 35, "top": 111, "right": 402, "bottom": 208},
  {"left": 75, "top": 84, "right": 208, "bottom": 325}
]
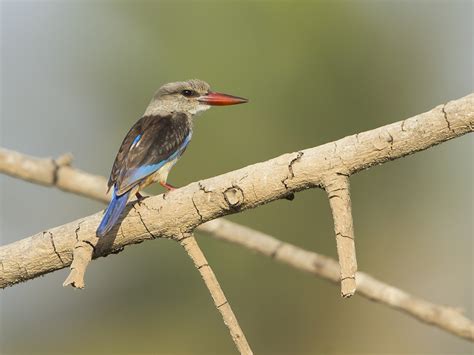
[
  {"left": 122, "top": 132, "right": 192, "bottom": 189},
  {"left": 130, "top": 134, "right": 141, "bottom": 149}
]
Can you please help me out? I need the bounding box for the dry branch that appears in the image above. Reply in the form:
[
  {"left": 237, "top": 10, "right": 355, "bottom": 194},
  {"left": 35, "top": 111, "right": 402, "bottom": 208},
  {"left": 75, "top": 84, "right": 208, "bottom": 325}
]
[
  {"left": 1, "top": 94, "right": 473, "bottom": 342},
  {"left": 199, "top": 220, "right": 474, "bottom": 341},
  {"left": 179, "top": 234, "right": 253, "bottom": 354},
  {"left": 1, "top": 147, "right": 473, "bottom": 341},
  {"left": 62, "top": 240, "right": 93, "bottom": 289},
  {"left": 0, "top": 148, "right": 111, "bottom": 202},
  {"left": 323, "top": 174, "right": 356, "bottom": 297}
]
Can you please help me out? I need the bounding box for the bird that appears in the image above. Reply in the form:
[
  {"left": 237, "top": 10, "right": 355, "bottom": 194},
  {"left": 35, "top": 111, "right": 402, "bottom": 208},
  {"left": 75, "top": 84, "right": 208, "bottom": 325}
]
[{"left": 96, "top": 79, "right": 248, "bottom": 237}]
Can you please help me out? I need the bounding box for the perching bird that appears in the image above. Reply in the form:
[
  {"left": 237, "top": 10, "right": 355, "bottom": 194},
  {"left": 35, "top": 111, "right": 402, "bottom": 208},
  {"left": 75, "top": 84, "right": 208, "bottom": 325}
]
[{"left": 96, "top": 79, "right": 248, "bottom": 237}]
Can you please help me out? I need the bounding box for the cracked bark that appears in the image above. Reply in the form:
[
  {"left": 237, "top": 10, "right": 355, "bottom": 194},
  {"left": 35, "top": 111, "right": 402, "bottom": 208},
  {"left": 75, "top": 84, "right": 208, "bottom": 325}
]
[
  {"left": 442, "top": 104, "right": 454, "bottom": 133},
  {"left": 281, "top": 151, "right": 304, "bottom": 189},
  {"left": 0, "top": 94, "right": 473, "bottom": 343},
  {"left": 191, "top": 194, "right": 204, "bottom": 222},
  {"left": 134, "top": 205, "right": 156, "bottom": 239},
  {"left": 47, "top": 231, "right": 65, "bottom": 266}
]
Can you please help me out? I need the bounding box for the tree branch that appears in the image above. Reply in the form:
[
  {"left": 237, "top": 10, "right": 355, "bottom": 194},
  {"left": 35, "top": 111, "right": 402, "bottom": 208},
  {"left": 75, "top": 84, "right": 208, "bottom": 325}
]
[
  {"left": 179, "top": 233, "right": 253, "bottom": 354},
  {"left": 199, "top": 219, "right": 474, "bottom": 341},
  {"left": 323, "top": 174, "right": 356, "bottom": 297},
  {"left": 1, "top": 94, "right": 473, "bottom": 342},
  {"left": 0, "top": 148, "right": 111, "bottom": 202}
]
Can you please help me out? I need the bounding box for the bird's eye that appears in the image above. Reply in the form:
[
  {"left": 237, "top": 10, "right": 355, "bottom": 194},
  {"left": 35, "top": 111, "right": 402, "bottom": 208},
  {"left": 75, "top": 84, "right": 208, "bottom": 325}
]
[{"left": 181, "top": 90, "right": 195, "bottom": 97}]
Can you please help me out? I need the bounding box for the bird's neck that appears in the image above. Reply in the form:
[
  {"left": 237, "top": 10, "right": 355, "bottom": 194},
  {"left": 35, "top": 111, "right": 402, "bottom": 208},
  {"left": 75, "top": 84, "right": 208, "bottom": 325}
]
[
  {"left": 143, "top": 100, "right": 174, "bottom": 117},
  {"left": 142, "top": 104, "right": 194, "bottom": 130}
]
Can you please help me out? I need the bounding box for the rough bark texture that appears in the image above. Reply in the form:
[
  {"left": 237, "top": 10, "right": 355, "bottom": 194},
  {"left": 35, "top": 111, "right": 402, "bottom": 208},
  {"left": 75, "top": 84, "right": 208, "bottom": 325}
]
[
  {"left": 1, "top": 94, "right": 473, "bottom": 343},
  {"left": 1, "top": 94, "right": 472, "bottom": 289},
  {"left": 1, "top": 149, "right": 473, "bottom": 340}
]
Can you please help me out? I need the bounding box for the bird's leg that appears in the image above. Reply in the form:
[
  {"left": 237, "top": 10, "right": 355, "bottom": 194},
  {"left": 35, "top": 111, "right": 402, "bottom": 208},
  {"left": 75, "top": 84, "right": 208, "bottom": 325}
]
[{"left": 160, "top": 181, "right": 176, "bottom": 191}]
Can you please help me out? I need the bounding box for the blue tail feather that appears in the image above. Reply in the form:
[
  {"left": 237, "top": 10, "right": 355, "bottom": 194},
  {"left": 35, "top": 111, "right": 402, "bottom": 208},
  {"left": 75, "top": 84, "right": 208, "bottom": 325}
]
[{"left": 96, "top": 189, "right": 131, "bottom": 237}]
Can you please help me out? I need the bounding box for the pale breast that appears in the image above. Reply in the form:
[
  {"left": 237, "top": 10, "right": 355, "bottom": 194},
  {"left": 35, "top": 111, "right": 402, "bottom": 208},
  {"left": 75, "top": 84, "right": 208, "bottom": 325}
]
[{"left": 138, "top": 157, "right": 179, "bottom": 190}]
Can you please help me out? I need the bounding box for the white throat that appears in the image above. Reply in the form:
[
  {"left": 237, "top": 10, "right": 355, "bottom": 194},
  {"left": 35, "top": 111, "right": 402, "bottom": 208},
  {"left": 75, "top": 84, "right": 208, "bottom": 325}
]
[{"left": 188, "top": 104, "right": 211, "bottom": 117}]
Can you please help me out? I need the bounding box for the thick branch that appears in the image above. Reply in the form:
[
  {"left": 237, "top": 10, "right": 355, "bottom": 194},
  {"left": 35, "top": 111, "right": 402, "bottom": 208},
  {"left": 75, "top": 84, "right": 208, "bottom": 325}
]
[
  {"left": 179, "top": 234, "right": 253, "bottom": 354},
  {"left": 0, "top": 94, "right": 471, "bottom": 287},
  {"left": 1, "top": 148, "right": 473, "bottom": 341}
]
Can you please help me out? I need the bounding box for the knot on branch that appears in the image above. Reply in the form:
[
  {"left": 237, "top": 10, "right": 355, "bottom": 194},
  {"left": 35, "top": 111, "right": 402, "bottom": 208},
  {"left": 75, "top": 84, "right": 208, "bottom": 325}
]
[
  {"left": 52, "top": 153, "right": 73, "bottom": 185},
  {"left": 224, "top": 186, "right": 244, "bottom": 209},
  {"left": 54, "top": 153, "right": 74, "bottom": 167}
]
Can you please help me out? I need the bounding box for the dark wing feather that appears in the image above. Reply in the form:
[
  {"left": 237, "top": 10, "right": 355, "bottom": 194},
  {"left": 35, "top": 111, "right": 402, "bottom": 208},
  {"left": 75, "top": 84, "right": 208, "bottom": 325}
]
[{"left": 107, "top": 112, "right": 191, "bottom": 195}]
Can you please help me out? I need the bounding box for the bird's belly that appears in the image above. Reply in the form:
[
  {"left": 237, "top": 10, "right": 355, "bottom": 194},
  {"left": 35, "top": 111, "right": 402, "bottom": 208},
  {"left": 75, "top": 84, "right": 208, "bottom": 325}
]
[{"left": 139, "top": 157, "right": 179, "bottom": 190}]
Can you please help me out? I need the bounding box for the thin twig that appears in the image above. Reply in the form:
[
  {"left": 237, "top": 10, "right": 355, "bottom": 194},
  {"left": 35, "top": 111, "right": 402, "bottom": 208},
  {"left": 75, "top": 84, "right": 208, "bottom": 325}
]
[
  {"left": 323, "top": 174, "right": 357, "bottom": 297},
  {"left": 62, "top": 223, "right": 92, "bottom": 289},
  {"left": 179, "top": 234, "right": 253, "bottom": 354}
]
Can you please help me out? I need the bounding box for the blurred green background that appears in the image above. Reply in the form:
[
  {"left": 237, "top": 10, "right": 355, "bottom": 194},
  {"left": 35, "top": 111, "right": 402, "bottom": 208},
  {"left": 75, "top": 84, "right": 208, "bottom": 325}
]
[{"left": 1, "top": 1, "right": 472, "bottom": 354}]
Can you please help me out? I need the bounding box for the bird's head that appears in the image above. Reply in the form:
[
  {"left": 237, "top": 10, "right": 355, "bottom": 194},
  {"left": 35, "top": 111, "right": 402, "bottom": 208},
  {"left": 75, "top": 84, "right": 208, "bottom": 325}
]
[{"left": 145, "top": 79, "right": 248, "bottom": 117}]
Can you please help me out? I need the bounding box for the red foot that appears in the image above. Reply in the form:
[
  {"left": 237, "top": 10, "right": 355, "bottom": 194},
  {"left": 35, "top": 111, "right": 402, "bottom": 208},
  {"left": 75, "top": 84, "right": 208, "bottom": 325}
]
[{"left": 160, "top": 181, "right": 176, "bottom": 191}]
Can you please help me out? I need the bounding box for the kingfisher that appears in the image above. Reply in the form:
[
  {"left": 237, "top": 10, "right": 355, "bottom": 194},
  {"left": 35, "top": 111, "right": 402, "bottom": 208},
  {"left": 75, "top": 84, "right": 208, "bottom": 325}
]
[{"left": 96, "top": 79, "right": 248, "bottom": 237}]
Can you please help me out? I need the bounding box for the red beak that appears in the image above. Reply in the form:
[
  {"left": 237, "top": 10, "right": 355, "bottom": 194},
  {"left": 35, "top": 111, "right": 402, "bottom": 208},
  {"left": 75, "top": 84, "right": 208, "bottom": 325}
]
[{"left": 198, "top": 91, "right": 248, "bottom": 106}]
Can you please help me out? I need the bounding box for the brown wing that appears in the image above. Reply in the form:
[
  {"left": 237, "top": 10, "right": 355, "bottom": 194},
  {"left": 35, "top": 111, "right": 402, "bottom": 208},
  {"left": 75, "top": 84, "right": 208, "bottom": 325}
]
[{"left": 107, "top": 112, "right": 191, "bottom": 195}]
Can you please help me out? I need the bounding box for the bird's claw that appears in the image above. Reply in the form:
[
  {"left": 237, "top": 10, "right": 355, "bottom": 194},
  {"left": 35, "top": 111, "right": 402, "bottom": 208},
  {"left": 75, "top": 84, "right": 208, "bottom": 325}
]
[{"left": 135, "top": 191, "right": 145, "bottom": 206}]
